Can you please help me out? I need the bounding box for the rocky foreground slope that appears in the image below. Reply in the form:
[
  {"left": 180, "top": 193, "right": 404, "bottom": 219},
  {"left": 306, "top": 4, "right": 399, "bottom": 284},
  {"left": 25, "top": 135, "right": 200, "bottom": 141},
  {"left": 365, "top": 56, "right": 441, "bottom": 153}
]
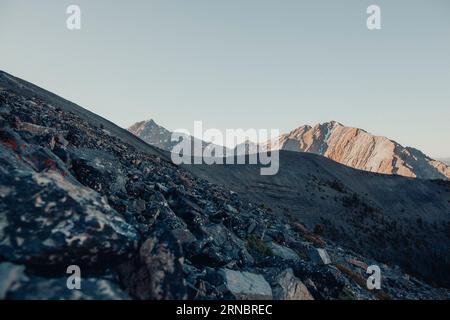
[
  {"left": 267, "top": 121, "right": 450, "bottom": 180},
  {"left": 0, "top": 71, "right": 449, "bottom": 299}
]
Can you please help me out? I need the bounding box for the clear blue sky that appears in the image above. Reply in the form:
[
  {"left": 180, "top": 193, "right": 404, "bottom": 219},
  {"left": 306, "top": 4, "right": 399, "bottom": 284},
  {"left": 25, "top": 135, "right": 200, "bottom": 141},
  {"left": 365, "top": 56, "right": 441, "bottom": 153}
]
[{"left": 0, "top": 0, "right": 449, "bottom": 157}]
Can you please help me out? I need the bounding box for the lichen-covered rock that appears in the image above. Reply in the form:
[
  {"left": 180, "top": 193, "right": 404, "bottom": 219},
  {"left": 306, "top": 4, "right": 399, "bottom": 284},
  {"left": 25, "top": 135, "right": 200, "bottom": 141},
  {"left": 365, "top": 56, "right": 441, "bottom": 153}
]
[{"left": 0, "top": 150, "right": 139, "bottom": 271}]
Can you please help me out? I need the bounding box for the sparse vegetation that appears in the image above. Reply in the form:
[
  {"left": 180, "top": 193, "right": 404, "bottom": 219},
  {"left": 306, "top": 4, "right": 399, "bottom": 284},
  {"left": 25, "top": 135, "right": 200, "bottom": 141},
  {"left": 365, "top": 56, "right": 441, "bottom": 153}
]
[{"left": 247, "top": 235, "right": 273, "bottom": 256}]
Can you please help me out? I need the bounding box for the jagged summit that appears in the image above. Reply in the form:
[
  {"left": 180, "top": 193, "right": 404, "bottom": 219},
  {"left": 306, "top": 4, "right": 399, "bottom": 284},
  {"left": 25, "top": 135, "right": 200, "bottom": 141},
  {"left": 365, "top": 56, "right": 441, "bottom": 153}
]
[
  {"left": 128, "top": 119, "right": 231, "bottom": 154},
  {"left": 271, "top": 121, "right": 450, "bottom": 180},
  {"left": 128, "top": 119, "right": 178, "bottom": 151}
]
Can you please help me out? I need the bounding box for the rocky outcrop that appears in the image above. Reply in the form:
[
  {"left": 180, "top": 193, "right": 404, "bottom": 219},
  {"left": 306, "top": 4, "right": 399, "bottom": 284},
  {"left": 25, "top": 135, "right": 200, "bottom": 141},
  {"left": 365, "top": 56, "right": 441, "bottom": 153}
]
[{"left": 269, "top": 121, "right": 450, "bottom": 180}]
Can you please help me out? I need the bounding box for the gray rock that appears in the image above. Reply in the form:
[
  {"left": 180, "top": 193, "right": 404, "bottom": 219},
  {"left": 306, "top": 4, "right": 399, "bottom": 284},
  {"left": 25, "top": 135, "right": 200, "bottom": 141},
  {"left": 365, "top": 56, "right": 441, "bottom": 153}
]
[
  {"left": 268, "top": 242, "right": 300, "bottom": 261},
  {"left": 218, "top": 268, "right": 272, "bottom": 300},
  {"left": 272, "top": 268, "right": 314, "bottom": 300},
  {"left": 226, "top": 204, "right": 238, "bottom": 214},
  {"left": 117, "top": 233, "right": 187, "bottom": 300},
  {"left": 0, "top": 164, "right": 139, "bottom": 270},
  {"left": 307, "top": 248, "right": 331, "bottom": 265}
]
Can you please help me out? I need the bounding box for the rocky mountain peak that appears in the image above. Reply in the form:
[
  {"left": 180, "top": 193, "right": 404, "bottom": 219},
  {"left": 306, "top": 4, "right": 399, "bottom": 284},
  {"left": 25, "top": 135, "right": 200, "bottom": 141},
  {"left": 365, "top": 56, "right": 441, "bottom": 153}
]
[
  {"left": 275, "top": 121, "right": 450, "bottom": 180},
  {"left": 128, "top": 119, "right": 172, "bottom": 150}
]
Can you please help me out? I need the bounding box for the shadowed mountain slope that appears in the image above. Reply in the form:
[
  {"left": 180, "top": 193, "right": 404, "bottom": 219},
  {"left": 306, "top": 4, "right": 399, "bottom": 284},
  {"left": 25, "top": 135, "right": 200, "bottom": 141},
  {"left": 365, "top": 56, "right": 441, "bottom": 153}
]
[
  {"left": 186, "top": 151, "right": 450, "bottom": 287},
  {"left": 0, "top": 70, "right": 169, "bottom": 161}
]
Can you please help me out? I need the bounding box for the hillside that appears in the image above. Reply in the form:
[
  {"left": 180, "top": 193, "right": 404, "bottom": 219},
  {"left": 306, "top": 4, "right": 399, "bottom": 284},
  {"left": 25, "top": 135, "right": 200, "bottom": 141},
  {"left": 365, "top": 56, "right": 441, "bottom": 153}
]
[
  {"left": 186, "top": 151, "right": 450, "bottom": 287},
  {"left": 0, "top": 70, "right": 449, "bottom": 299}
]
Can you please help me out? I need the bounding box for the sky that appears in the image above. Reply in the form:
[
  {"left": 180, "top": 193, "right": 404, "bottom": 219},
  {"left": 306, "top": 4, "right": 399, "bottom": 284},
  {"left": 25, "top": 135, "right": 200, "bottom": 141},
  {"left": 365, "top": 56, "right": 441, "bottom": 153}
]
[{"left": 0, "top": 0, "right": 449, "bottom": 157}]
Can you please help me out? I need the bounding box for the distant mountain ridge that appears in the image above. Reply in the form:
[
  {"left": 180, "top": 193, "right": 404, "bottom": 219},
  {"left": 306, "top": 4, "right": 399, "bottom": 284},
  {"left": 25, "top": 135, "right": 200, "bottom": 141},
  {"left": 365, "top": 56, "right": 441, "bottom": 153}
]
[
  {"left": 266, "top": 121, "right": 449, "bottom": 180},
  {"left": 129, "top": 119, "right": 450, "bottom": 180}
]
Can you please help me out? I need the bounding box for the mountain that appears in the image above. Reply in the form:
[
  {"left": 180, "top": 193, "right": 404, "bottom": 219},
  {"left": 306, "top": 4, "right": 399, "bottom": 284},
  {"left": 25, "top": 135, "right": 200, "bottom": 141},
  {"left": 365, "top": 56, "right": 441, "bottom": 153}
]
[
  {"left": 128, "top": 119, "right": 230, "bottom": 156},
  {"left": 1, "top": 70, "right": 449, "bottom": 300},
  {"left": 266, "top": 121, "right": 450, "bottom": 180},
  {"left": 130, "top": 119, "right": 449, "bottom": 180},
  {"left": 128, "top": 119, "right": 174, "bottom": 151}
]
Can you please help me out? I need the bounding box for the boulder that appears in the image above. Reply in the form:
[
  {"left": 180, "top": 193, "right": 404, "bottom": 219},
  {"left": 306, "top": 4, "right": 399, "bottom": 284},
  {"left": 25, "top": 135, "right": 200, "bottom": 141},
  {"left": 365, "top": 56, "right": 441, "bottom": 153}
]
[
  {"left": 117, "top": 233, "right": 187, "bottom": 300},
  {"left": 272, "top": 268, "right": 314, "bottom": 300},
  {"left": 268, "top": 242, "right": 300, "bottom": 261},
  {"left": 218, "top": 268, "right": 272, "bottom": 300},
  {"left": 0, "top": 163, "right": 139, "bottom": 271}
]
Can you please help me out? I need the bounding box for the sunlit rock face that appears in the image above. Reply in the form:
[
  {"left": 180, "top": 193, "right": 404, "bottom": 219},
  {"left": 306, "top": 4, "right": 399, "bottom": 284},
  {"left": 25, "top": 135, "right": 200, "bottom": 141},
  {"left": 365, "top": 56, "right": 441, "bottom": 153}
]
[{"left": 269, "top": 121, "right": 449, "bottom": 180}]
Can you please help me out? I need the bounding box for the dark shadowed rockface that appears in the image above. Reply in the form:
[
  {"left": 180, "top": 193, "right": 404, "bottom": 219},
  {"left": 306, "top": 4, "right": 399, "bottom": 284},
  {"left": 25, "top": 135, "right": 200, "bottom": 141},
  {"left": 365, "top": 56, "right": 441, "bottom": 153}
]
[{"left": 0, "top": 71, "right": 449, "bottom": 299}]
